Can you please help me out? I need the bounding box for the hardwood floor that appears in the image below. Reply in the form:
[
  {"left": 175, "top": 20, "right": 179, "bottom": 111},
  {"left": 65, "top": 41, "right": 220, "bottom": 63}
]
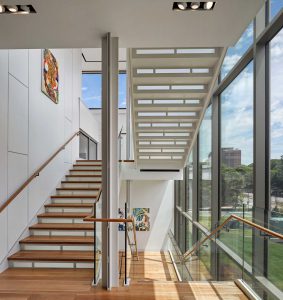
[{"left": 0, "top": 252, "right": 248, "bottom": 300}]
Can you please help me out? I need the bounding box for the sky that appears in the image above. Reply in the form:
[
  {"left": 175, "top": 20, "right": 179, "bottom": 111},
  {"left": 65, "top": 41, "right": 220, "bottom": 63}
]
[{"left": 81, "top": 73, "right": 127, "bottom": 109}]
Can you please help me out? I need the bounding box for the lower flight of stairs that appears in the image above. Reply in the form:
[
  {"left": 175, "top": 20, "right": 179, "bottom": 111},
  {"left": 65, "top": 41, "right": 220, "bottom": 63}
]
[{"left": 7, "top": 160, "right": 101, "bottom": 269}]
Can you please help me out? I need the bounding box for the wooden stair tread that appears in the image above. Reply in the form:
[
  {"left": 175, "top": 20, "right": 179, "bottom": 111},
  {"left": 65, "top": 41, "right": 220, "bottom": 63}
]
[
  {"left": 56, "top": 187, "right": 100, "bottom": 191},
  {"left": 74, "top": 164, "right": 102, "bottom": 167},
  {"left": 76, "top": 160, "right": 101, "bottom": 162},
  {"left": 66, "top": 175, "right": 101, "bottom": 178},
  {"left": 38, "top": 212, "right": 90, "bottom": 218},
  {"left": 8, "top": 250, "right": 95, "bottom": 262},
  {"left": 45, "top": 203, "right": 93, "bottom": 208},
  {"left": 29, "top": 223, "right": 93, "bottom": 230},
  {"left": 19, "top": 236, "right": 94, "bottom": 245},
  {"left": 70, "top": 169, "right": 101, "bottom": 172},
  {"left": 61, "top": 180, "right": 102, "bottom": 184},
  {"left": 51, "top": 195, "right": 97, "bottom": 198}
]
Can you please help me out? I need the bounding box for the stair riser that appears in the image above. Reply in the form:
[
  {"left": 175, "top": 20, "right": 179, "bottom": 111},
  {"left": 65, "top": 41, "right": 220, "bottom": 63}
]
[
  {"left": 9, "top": 261, "right": 94, "bottom": 269},
  {"left": 70, "top": 171, "right": 102, "bottom": 176},
  {"left": 56, "top": 190, "right": 99, "bottom": 196},
  {"left": 30, "top": 230, "right": 94, "bottom": 236},
  {"left": 38, "top": 218, "right": 86, "bottom": 224},
  {"left": 73, "top": 165, "right": 102, "bottom": 170},
  {"left": 52, "top": 198, "right": 95, "bottom": 204},
  {"left": 61, "top": 182, "right": 101, "bottom": 188},
  {"left": 21, "top": 244, "right": 94, "bottom": 251},
  {"left": 45, "top": 207, "right": 92, "bottom": 213}
]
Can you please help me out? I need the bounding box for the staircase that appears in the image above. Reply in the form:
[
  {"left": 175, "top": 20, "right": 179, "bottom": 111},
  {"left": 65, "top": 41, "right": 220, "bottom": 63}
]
[
  {"left": 7, "top": 160, "right": 101, "bottom": 269},
  {"left": 128, "top": 47, "right": 225, "bottom": 169}
]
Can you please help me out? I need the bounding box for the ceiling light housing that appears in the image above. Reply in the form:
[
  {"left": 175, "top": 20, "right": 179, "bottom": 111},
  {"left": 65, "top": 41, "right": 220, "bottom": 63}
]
[
  {"left": 6, "top": 5, "right": 18, "bottom": 13},
  {"left": 173, "top": 2, "right": 216, "bottom": 11},
  {"left": 0, "top": 4, "right": 36, "bottom": 14}
]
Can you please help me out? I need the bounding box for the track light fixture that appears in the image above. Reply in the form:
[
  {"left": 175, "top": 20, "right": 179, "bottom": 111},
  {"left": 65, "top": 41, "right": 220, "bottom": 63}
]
[
  {"left": 6, "top": 5, "right": 18, "bottom": 13},
  {"left": 0, "top": 4, "right": 36, "bottom": 14},
  {"left": 190, "top": 2, "right": 200, "bottom": 9},
  {"left": 177, "top": 2, "right": 187, "bottom": 10},
  {"left": 173, "top": 2, "right": 216, "bottom": 11}
]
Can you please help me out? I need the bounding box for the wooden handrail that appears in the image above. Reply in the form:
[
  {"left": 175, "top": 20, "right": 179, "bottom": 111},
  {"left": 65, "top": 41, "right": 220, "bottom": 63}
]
[
  {"left": 0, "top": 131, "right": 79, "bottom": 213},
  {"left": 83, "top": 217, "right": 133, "bottom": 223},
  {"left": 183, "top": 214, "right": 283, "bottom": 261}
]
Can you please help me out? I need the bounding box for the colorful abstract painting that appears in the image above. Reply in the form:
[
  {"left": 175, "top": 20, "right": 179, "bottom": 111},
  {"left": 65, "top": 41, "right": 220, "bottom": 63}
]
[
  {"left": 42, "top": 49, "right": 59, "bottom": 104},
  {"left": 132, "top": 208, "right": 150, "bottom": 231}
]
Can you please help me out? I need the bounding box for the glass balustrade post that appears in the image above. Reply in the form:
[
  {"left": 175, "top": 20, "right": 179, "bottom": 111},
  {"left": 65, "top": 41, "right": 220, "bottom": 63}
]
[{"left": 124, "top": 202, "right": 128, "bottom": 286}]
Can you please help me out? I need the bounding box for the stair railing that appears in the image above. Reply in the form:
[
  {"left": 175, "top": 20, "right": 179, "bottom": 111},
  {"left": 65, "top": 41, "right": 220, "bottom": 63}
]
[
  {"left": 182, "top": 214, "right": 283, "bottom": 262},
  {"left": 0, "top": 131, "right": 80, "bottom": 213}
]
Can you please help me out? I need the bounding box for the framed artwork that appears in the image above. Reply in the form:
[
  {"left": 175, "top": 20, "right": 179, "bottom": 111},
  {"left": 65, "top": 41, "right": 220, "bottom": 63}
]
[
  {"left": 133, "top": 208, "right": 150, "bottom": 231},
  {"left": 41, "top": 49, "right": 59, "bottom": 104}
]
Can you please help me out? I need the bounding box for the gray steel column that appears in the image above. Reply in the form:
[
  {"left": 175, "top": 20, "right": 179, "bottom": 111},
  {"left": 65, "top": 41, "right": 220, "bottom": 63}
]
[
  {"left": 253, "top": 4, "right": 268, "bottom": 287},
  {"left": 102, "top": 33, "right": 119, "bottom": 289},
  {"left": 211, "top": 95, "right": 220, "bottom": 280}
]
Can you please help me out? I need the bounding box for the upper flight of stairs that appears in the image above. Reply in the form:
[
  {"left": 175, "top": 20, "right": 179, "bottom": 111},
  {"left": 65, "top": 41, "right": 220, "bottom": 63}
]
[
  {"left": 128, "top": 47, "right": 225, "bottom": 169},
  {"left": 7, "top": 160, "right": 101, "bottom": 269}
]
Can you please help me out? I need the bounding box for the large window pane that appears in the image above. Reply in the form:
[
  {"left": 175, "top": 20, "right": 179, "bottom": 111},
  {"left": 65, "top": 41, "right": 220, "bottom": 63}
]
[
  {"left": 269, "top": 27, "right": 283, "bottom": 291},
  {"left": 220, "top": 62, "right": 254, "bottom": 259},
  {"left": 221, "top": 23, "right": 253, "bottom": 80},
  {"left": 270, "top": 0, "right": 283, "bottom": 21},
  {"left": 186, "top": 152, "right": 193, "bottom": 215},
  {"left": 82, "top": 73, "right": 127, "bottom": 108},
  {"left": 82, "top": 73, "right": 102, "bottom": 108},
  {"left": 198, "top": 106, "right": 212, "bottom": 229}
]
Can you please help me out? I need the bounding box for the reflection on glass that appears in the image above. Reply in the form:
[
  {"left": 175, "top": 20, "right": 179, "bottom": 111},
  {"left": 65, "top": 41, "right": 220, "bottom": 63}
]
[
  {"left": 269, "top": 27, "right": 283, "bottom": 290},
  {"left": 79, "top": 133, "right": 88, "bottom": 159},
  {"left": 186, "top": 219, "right": 193, "bottom": 251},
  {"left": 221, "top": 23, "right": 253, "bottom": 79},
  {"left": 199, "top": 106, "right": 212, "bottom": 229},
  {"left": 220, "top": 62, "right": 254, "bottom": 257}
]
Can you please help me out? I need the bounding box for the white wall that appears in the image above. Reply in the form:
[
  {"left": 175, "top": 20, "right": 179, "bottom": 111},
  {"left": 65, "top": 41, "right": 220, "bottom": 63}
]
[
  {"left": 119, "top": 180, "right": 174, "bottom": 251},
  {"left": 0, "top": 49, "right": 81, "bottom": 270},
  {"left": 79, "top": 100, "right": 101, "bottom": 159},
  {"left": 90, "top": 109, "right": 127, "bottom": 160}
]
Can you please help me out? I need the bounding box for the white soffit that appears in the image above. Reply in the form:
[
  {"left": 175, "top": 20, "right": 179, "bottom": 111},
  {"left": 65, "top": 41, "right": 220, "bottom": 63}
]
[{"left": 0, "top": 0, "right": 264, "bottom": 49}]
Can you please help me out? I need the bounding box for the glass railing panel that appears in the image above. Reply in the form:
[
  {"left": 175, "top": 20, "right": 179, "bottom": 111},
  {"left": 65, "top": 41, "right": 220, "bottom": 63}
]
[{"left": 95, "top": 198, "right": 102, "bottom": 283}]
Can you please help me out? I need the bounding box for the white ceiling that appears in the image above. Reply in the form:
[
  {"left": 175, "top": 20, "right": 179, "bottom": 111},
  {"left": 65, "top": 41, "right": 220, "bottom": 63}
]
[{"left": 0, "top": 0, "right": 264, "bottom": 49}]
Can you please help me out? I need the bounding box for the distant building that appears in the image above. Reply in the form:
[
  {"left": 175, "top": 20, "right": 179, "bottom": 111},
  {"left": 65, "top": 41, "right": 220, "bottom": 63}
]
[{"left": 221, "top": 148, "right": 241, "bottom": 168}]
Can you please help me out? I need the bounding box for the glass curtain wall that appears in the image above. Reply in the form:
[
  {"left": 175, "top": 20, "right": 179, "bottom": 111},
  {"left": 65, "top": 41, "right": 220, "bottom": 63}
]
[
  {"left": 173, "top": 2, "right": 283, "bottom": 296},
  {"left": 198, "top": 106, "right": 212, "bottom": 230},
  {"left": 268, "top": 27, "right": 283, "bottom": 291}
]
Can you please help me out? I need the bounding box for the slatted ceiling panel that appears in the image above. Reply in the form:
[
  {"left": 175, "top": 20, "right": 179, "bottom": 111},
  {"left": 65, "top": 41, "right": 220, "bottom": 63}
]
[{"left": 129, "top": 47, "right": 225, "bottom": 169}]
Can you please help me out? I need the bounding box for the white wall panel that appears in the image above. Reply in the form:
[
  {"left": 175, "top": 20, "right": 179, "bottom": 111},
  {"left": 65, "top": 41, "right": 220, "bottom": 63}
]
[
  {"left": 8, "top": 75, "right": 29, "bottom": 155},
  {"left": 9, "top": 50, "right": 29, "bottom": 87},
  {"left": 28, "top": 49, "right": 65, "bottom": 173},
  {"left": 7, "top": 191, "right": 28, "bottom": 249},
  {"left": 119, "top": 180, "right": 174, "bottom": 251},
  {"left": 0, "top": 50, "right": 8, "bottom": 206},
  {"left": 7, "top": 152, "right": 28, "bottom": 249},
  {"left": 64, "top": 118, "right": 72, "bottom": 164},
  {"left": 64, "top": 50, "right": 73, "bottom": 121},
  {"left": 0, "top": 210, "right": 8, "bottom": 263}
]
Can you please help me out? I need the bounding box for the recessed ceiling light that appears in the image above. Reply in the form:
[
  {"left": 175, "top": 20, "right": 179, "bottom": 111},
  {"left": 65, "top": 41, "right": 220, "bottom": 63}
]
[
  {"left": 19, "top": 5, "right": 30, "bottom": 14},
  {"left": 190, "top": 2, "right": 200, "bottom": 9},
  {"left": 0, "top": 5, "right": 5, "bottom": 13},
  {"left": 177, "top": 2, "right": 187, "bottom": 10},
  {"left": 204, "top": 1, "right": 214, "bottom": 10},
  {"left": 6, "top": 5, "right": 18, "bottom": 13}
]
